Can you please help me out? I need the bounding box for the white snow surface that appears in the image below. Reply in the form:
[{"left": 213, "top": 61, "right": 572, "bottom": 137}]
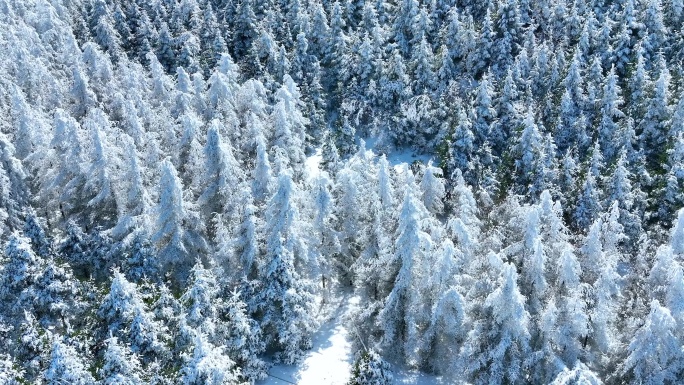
[
  {"left": 304, "top": 148, "right": 323, "bottom": 181},
  {"left": 260, "top": 293, "right": 355, "bottom": 385},
  {"left": 361, "top": 136, "right": 434, "bottom": 171},
  {"left": 306, "top": 137, "right": 434, "bottom": 183}
]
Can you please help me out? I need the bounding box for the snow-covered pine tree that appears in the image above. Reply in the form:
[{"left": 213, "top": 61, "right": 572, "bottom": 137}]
[
  {"left": 461, "top": 262, "right": 531, "bottom": 385},
  {"left": 347, "top": 350, "right": 393, "bottom": 385},
  {"left": 44, "top": 338, "right": 95, "bottom": 385},
  {"left": 621, "top": 300, "right": 684, "bottom": 384},
  {"left": 419, "top": 160, "right": 445, "bottom": 215},
  {"left": 0, "top": 234, "right": 42, "bottom": 319},
  {"left": 180, "top": 330, "right": 241, "bottom": 385},
  {"left": 254, "top": 171, "right": 318, "bottom": 364},
  {"left": 198, "top": 120, "right": 244, "bottom": 233},
  {"left": 378, "top": 174, "right": 432, "bottom": 366},
  {"left": 252, "top": 133, "right": 274, "bottom": 204},
  {"left": 222, "top": 290, "right": 267, "bottom": 382},
  {"left": 101, "top": 334, "right": 144, "bottom": 385},
  {"left": 181, "top": 259, "right": 221, "bottom": 334},
  {"left": 152, "top": 159, "right": 206, "bottom": 282}
]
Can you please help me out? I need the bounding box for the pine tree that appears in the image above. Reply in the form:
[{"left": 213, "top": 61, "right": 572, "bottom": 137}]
[
  {"left": 574, "top": 168, "right": 602, "bottom": 231},
  {"left": 581, "top": 216, "right": 620, "bottom": 358},
  {"left": 605, "top": 153, "right": 643, "bottom": 247},
  {"left": 156, "top": 23, "right": 176, "bottom": 71},
  {"left": 649, "top": 245, "right": 678, "bottom": 301},
  {"left": 622, "top": 300, "right": 684, "bottom": 384},
  {"left": 254, "top": 236, "right": 318, "bottom": 364},
  {"left": 422, "top": 286, "right": 465, "bottom": 375},
  {"left": 467, "top": 9, "right": 493, "bottom": 76},
  {"left": 207, "top": 53, "right": 240, "bottom": 118},
  {"left": 44, "top": 338, "right": 95, "bottom": 385},
  {"left": 379, "top": 48, "right": 411, "bottom": 116},
  {"left": 222, "top": 290, "right": 267, "bottom": 382},
  {"left": 180, "top": 331, "right": 241, "bottom": 385},
  {"left": 549, "top": 245, "right": 588, "bottom": 370},
  {"left": 91, "top": 0, "right": 123, "bottom": 60},
  {"left": 448, "top": 103, "right": 475, "bottom": 181},
  {"left": 448, "top": 171, "right": 482, "bottom": 255},
  {"left": 252, "top": 133, "right": 274, "bottom": 204},
  {"left": 640, "top": 57, "right": 671, "bottom": 171},
  {"left": 642, "top": 0, "right": 668, "bottom": 66},
  {"left": 272, "top": 76, "right": 308, "bottom": 178},
  {"left": 326, "top": 1, "right": 349, "bottom": 106},
  {"left": 347, "top": 350, "right": 393, "bottom": 385},
  {"left": 70, "top": 67, "right": 97, "bottom": 118},
  {"left": 227, "top": 185, "right": 261, "bottom": 279},
  {"left": 33, "top": 255, "right": 81, "bottom": 330},
  {"left": 522, "top": 235, "right": 548, "bottom": 318},
  {"left": 392, "top": 0, "right": 420, "bottom": 55},
  {"left": 98, "top": 270, "right": 165, "bottom": 362},
  {"left": 13, "top": 311, "right": 49, "bottom": 380},
  {"left": 101, "top": 335, "right": 144, "bottom": 385},
  {"left": 471, "top": 73, "right": 496, "bottom": 149},
  {"left": 181, "top": 260, "right": 220, "bottom": 333},
  {"left": 112, "top": 137, "right": 151, "bottom": 242},
  {"left": 411, "top": 36, "right": 435, "bottom": 95},
  {"left": 310, "top": 172, "right": 341, "bottom": 285},
  {"left": 462, "top": 262, "right": 531, "bottom": 385},
  {"left": 419, "top": 161, "right": 445, "bottom": 215},
  {"left": 37, "top": 110, "right": 86, "bottom": 225},
  {"left": 598, "top": 66, "right": 625, "bottom": 161},
  {"left": 255, "top": 172, "right": 318, "bottom": 364},
  {"left": 198, "top": 120, "right": 243, "bottom": 228},
  {"left": 309, "top": 3, "right": 331, "bottom": 58},
  {"left": 493, "top": 69, "right": 520, "bottom": 153},
  {"left": 494, "top": 0, "right": 522, "bottom": 71},
  {"left": 232, "top": 0, "right": 258, "bottom": 58},
  {"left": 0, "top": 234, "right": 43, "bottom": 319},
  {"left": 82, "top": 109, "right": 119, "bottom": 227},
  {"left": 378, "top": 180, "right": 432, "bottom": 366},
  {"left": 515, "top": 107, "right": 545, "bottom": 197},
  {"left": 152, "top": 159, "right": 206, "bottom": 280}
]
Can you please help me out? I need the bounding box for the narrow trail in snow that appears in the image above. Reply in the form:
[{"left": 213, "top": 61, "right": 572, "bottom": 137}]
[
  {"left": 259, "top": 294, "right": 357, "bottom": 385},
  {"left": 260, "top": 149, "right": 443, "bottom": 385}
]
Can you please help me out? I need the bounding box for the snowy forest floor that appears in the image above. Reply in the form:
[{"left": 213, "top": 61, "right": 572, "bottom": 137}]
[
  {"left": 259, "top": 288, "right": 444, "bottom": 385},
  {"left": 260, "top": 289, "right": 355, "bottom": 385}
]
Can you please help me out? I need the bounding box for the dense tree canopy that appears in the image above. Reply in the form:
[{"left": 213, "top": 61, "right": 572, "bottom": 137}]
[{"left": 1, "top": 0, "right": 684, "bottom": 383}]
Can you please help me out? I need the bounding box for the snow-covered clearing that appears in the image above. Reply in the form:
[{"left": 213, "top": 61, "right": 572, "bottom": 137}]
[
  {"left": 260, "top": 294, "right": 355, "bottom": 385},
  {"left": 307, "top": 137, "right": 434, "bottom": 182},
  {"left": 259, "top": 291, "right": 443, "bottom": 385},
  {"left": 361, "top": 136, "right": 434, "bottom": 171},
  {"left": 304, "top": 148, "right": 323, "bottom": 181}
]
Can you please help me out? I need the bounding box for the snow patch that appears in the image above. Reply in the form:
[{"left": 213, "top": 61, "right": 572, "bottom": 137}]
[
  {"left": 361, "top": 136, "right": 434, "bottom": 172},
  {"left": 386, "top": 148, "right": 433, "bottom": 170},
  {"left": 260, "top": 295, "right": 354, "bottom": 385},
  {"left": 305, "top": 148, "right": 323, "bottom": 181}
]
